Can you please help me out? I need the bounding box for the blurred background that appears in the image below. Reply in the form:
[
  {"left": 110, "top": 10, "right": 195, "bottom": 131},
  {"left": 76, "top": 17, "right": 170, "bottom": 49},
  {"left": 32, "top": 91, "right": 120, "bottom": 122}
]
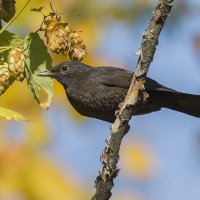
[{"left": 1, "top": 0, "right": 200, "bottom": 199}]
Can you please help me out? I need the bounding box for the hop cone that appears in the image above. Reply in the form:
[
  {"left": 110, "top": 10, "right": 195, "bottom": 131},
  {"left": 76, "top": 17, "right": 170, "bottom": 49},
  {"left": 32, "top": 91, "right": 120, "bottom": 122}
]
[
  {"left": 68, "top": 30, "right": 87, "bottom": 61},
  {"left": 44, "top": 16, "right": 70, "bottom": 53},
  {"left": 7, "top": 48, "right": 26, "bottom": 82},
  {"left": 69, "top": 43, "right": 87, "bottom": 61},
  {"left": 0, "top": 62, "right": 14, "bottom": 95}
]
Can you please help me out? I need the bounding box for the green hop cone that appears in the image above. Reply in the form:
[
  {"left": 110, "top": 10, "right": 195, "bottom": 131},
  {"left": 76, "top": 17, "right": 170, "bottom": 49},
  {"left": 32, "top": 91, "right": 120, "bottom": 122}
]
[
  {"left": 7, "top": 48, "right": 26, "bottom": 82},
  {"left": 0, "top": 62, "right": 14, "bottom": 95}
]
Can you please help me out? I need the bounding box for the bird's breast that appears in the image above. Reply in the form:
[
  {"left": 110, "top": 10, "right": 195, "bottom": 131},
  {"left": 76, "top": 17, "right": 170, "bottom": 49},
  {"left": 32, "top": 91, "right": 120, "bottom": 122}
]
[{"left": 65, "top": 85, "right": 126, "bottom": 122}]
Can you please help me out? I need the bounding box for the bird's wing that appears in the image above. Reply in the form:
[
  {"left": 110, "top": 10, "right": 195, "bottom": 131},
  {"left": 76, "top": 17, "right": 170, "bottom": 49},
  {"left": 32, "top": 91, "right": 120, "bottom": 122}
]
[
  {"left": 94, "top": 66, "right": 133, "bottom": 89},
  {"left": 94, "top": 66, "right": 177, "bottom": 92}
]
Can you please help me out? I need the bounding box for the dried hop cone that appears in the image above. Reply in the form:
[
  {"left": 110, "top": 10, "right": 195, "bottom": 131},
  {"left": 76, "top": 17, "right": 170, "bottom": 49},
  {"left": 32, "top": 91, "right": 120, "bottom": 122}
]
[
  {"left": 0, "top": 62, "right": 14, "bottom": 95},
  {"left": 69, "top": 30, "right": 83, "bottom": 44},
  {"left": 69, "top": 43, "right": 87, "bottom": 61},
  {"left": 44, "top": 16, "right": 70, "bottom": 53},
  {"left": 68, "top": 30, "right": 87, "bottom": 61},
  {"left": 7, "top": 48, "right": 26, "bottom": 82}
]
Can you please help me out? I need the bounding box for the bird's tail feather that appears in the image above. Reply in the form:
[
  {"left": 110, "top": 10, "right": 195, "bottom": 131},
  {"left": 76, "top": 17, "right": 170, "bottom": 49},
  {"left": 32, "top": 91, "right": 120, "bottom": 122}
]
[{"left": 160, "top": 91, "right": 200, "bottom": 118}]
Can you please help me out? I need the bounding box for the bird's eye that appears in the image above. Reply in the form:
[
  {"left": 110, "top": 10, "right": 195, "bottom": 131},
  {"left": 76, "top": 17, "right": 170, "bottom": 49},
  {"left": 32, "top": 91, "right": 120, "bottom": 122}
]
[{"left": 61, "top": 65, "right": 68, "bottom": 72}]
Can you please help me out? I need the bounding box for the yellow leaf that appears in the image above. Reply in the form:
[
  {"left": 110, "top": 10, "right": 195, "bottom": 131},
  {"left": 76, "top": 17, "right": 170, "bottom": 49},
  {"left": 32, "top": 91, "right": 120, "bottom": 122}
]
[
  {"left": 0, "top": 107, "right": 27, "bottom": 121},
  {"left": 40, "top": 102, "right": 49, "bottom": 110},
  {"left": 121, "top": 138, "right": 157, "bottom": 180}
]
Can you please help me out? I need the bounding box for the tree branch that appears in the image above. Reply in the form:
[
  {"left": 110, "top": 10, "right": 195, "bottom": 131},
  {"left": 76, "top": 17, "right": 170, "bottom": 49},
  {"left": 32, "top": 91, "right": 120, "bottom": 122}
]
[{"left": 92, "top": 0, "right": 174, "bottom": 199}]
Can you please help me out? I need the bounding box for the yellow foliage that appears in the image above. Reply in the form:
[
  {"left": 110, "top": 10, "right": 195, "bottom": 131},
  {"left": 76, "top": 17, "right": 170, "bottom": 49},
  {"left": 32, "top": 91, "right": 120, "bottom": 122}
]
[
  {"left": 0, "top": 144, "right": 88, "bottom": 200},
  {"left": 121, "top": 138, "right": 158, "bottom": 180},
  {"left": 0, "top": 107, "right": 27, "bottom": 121}
]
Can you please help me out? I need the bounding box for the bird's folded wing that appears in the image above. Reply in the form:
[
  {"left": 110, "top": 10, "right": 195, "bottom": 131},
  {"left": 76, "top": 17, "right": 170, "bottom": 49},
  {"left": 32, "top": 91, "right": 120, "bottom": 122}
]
[
  {"left": 95, "top": 66, "right": 177, "bottom": 93},
  {"left": 94, "top": 66, "right": 133, "bottom": 89}
]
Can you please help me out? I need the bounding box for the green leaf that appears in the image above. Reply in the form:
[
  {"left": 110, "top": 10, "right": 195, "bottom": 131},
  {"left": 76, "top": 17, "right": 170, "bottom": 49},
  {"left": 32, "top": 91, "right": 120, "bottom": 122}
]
[
  {"left": 23, "top": 32, "right": 53, "bottom": 109},
  {"left": 0, "top": 107, "right": 27, "bottom": 121},
  {"left": 30, "top": 7, "right": 44, "bottom": 12},
  {"left": 0, "top": 30, "right": 22, "bottom": 60},
  {"left": 0, "top": 30, "right": 20, "bottom": 46}
]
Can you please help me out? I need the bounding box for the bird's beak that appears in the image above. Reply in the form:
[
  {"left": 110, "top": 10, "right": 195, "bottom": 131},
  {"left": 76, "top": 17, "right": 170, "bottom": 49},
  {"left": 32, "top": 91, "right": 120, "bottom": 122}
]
[{"left": 37, "top": 71, "right": 54, "bottom": 77}]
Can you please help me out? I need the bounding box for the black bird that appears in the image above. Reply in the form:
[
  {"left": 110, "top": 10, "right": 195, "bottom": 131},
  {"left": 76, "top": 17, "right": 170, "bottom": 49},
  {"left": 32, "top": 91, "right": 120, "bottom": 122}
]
[{"left": 38, "top": 61, "right": 200, "bottom": 122}]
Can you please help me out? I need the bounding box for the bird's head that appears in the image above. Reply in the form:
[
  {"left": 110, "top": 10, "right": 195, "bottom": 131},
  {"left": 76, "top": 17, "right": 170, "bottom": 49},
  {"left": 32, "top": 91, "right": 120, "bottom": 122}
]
[{"left": 38, "top": 60, "right": 90, "bottom": 88}]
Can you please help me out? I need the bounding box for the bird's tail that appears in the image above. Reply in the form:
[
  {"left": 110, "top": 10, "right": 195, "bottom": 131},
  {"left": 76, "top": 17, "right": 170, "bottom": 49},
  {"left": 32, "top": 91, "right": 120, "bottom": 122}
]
[{"left": 159, "top": 91, "right": 200, "bottom": 118}]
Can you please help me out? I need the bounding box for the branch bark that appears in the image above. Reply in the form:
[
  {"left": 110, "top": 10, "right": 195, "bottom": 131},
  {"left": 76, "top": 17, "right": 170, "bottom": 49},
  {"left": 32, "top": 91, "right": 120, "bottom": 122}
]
[{"left": 92, "top": 0, "right": 174, "bottom": 199}]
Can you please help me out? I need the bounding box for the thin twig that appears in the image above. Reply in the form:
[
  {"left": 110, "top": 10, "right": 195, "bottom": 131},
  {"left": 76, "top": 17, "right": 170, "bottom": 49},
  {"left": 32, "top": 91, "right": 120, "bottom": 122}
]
[{"left": 92, "top": 0, "right": 174, "bottom": 200}]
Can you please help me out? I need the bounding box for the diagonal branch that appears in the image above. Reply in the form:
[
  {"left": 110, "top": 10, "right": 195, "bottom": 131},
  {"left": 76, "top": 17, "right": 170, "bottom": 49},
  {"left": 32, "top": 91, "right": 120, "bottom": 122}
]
[{"left": 92, "top": 0, "right": 174, "bottom": 200}]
